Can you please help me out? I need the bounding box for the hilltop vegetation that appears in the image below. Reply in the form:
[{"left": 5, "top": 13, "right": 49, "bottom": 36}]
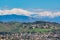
[{"left": 0, "top": 21, "right": 60, "bottom": 33}]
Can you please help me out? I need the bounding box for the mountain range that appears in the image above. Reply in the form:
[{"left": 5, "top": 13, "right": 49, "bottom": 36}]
[
  {"left": 0, "top": 14, "right": 37, "bottom": 22},
  {"left": 0, "top": 14, "right": 60, "bottom": 23}
]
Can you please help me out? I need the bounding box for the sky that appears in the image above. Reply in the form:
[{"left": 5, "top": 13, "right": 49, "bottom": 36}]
[
  {"left": 0, "top": 0, "right": 60, "bottom": 23},
  {"left": 0, "top": 0, "right": 60, "bottom": 10}
]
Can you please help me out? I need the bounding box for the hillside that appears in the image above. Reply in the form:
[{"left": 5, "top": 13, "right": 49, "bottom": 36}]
[
  {"left": 0, "top": 22, "right": 21, "bottom": 32},
  {"left": 0, "top": 21, "right": 60, "bottom": 33}
]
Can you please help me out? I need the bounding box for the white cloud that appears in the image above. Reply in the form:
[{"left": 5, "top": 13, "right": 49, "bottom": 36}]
[
  {"left": 0, "top": 8, "right": 60, "bottom": 18},
  {"left": 40, "top": 11, "right": 60, "bottom": 18},
  {"left": 31, "top": 11, "right": 60, "bottom": 18},
  {"left": 0, "top": 8, "right": 31, "bottom": 16}
]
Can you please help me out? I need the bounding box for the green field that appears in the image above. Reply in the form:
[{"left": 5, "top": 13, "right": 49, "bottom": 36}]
[
  {"left": 18, "top": 27, "right": 52, "bottom": 33},
  {"left": 28, "top": 28, "right": 52, "bottom": 33}
]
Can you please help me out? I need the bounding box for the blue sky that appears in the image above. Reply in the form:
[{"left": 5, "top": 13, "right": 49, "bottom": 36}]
[
  {"left": 0, "top": 0, "right": 60, "bottom": 23},
  {"left": 0, "top": 0, "right": 60, "bottom": 10}
]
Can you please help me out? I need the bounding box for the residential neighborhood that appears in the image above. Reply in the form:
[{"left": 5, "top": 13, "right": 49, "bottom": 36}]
[{"left": 0, "top": 32, "right": 60, "bottom": 40}]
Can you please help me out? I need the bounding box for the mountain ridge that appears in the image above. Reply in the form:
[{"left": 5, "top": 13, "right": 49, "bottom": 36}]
[
  {"left": 0, "top": 20, "right": 60, "bottom": 32},
  {"left": 0, "top": 14, "right": 60, "bottom": 23},
  {"left": 0, "top": 14, "right": 37, "bottom": 22}
]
